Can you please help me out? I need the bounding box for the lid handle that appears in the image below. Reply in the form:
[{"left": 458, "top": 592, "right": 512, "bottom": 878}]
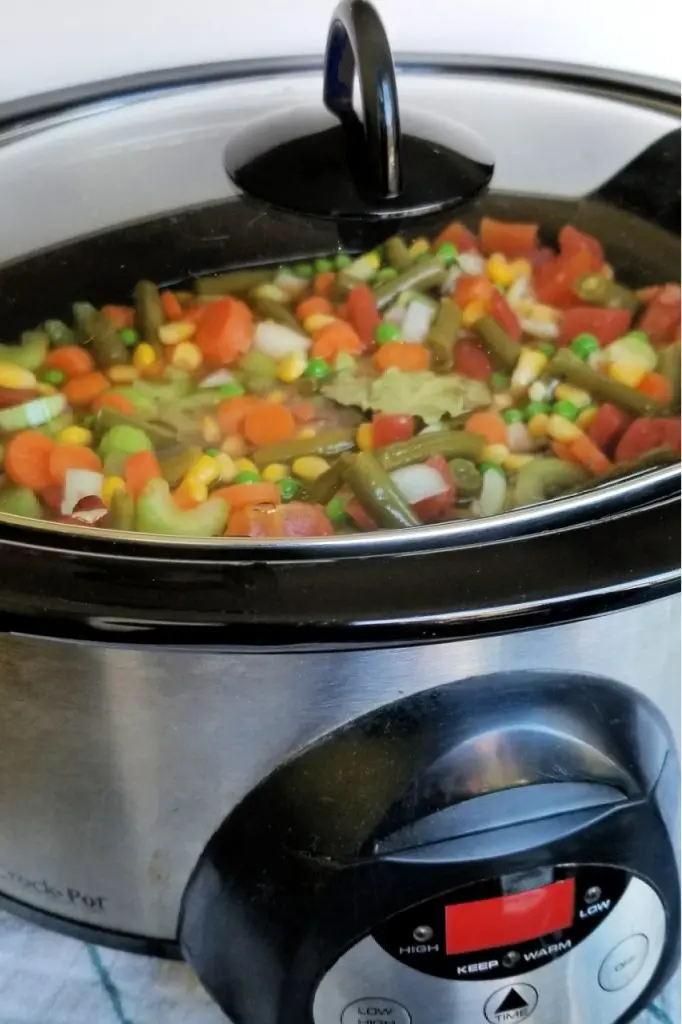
[{"left": 323, "top": 0, "right": 402, "bottom": 200}]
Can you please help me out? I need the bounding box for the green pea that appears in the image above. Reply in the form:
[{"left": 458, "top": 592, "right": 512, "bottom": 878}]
[
  {"left": 480, "top": 461, "right": 506, "bottom": 477},
  {"left": 314, "top": 258, "right": 334, "bottom": 274},
  {"left": 334, "top": 253, "right": 353, "bottom": 270},
  {"left": 234, "top": 470, "right": 260, "bottom": 485},
  {"left": 524, "top": 401, "right": 552, "bottom": 420},
  {"left": 553, "top": 400, "right": 580, "bottom": 421},
  {"left": 436, "top": 241, "right": 458, "bottom": 266},
  {"left": 218, "top": 382, "right": 245, "bottom": 398},
  {"left": 570, "top": 333, "right": 600, "bottom": 360},
  {"left": 40, "top": 368, "right": 65, "bottom": 386},
  {"left": 292, "top": 263, "right": 314, "bottom": 279},
  {"left": 120, "top": 327, "right": 139, "bottom": 347},
  {"left": 489, "top": 371, "right": 510, "bottom": 392},
  {"left": 502, "top": 408, "right": 524, "bottom": 424},
  {"left": 278, "top": 476, "right": 300, "bottom": 502},
  {"left": 204, "top": 447, "right": 220, "bottom": 457},
  {"left": 375, "top": 267, "right": 399, "bottom": 283},
  {"left": 539, "top": 342, "right": 556, "bottom": 357},
  {"left": 325, "top": 495, "right": 347, "bottom": 523},
  {"left": 375, "top": 321, "right": 402, "bottom": 344},
  {"left": 305, "top": 358, "right": 332, "bottom": 381}
]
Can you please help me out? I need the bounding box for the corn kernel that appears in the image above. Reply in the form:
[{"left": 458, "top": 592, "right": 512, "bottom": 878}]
[
  {"left": 234, "top": 458, "right": 258, "bottom": 476},
  {"left": 462, "top": 299, "right": 489, "bottom": 328},
  {"left": 158, "top": 321, "right": 197, "bottom": 346},
  {"left": 265, "top": 389, "right": 286, "bottom": 404},
  {"left": 481, "top": 443, "right": 510, "bottom": 465},
  {"left": 508, "top": 258, "right": 533, "bottom": 281},
  {"left": 356, "top": 423, "right": 374, "bottom": 451},
  {"left": 510, "top": 348, "right": 549, "bottom": 391},
  {"left": 277, "top": 351, "right": 307, "bottom": 383},
  {"left": 253, "top": 283, "right": 289, "bottom": 303},
  {"left": 577, "top": 405, "right": 598, "bottom": 430},
  {"left": 102, "top": 476, "right": 126, "bottom": 508},
  {"left": 35, "top": 383, "right": 57, "bottom": 396},
  {"left": 56, "top": 425, "right": 93, "bottom": 447},
  {"left": 304, "top": 314, "right": 337, "bottom": 334},
  {"left": 503, "top": 453, "right": 535, "bottom": 472},
  {"left": 492, "top": 393, "right": 514, "bottom": 412},
  {"left": 292, "top": 455, "right": 330, "bottom": 481},
  {"left": 529, "top": 303, "right": 561, "bottom": 325},
  {"left": 547, "top": 414, "right": 583, "bottom": 443},
  {"left": 608, "top": 360, "right": 646, "bottom": 388},
  {"left": 554, "top": 383, "right": 592, "bottom": 408},
  {"left": 172, "top": 342, "right": 203, "bottom": 372},
  {"left": 262, "top": 463, "right": 289, "bottom": 483},
  {"left": 201, "top": 415, "right": 221, "bottom": 446},
  {"left": 296, "top": 427, "right": 317, "bottom": 440},
  {"left": 187, "top": 455, "right": 220, "bottom": 487},
  {"left": 486, "top": 253, "right": 515, "bottom": 288},
  {"left": 132, "top": 343, "right": 157, "bottom": 369},
  {"left": 221, "top": 434, "right": 246, "bottom": 459},
  {"left": 527, "top": 413, "right": 550, "bottom": 439},
  {"left": 107, "top": 364, "right": 139, "bottom": 384},
  {"left": 215, "top": 453, "right": 236, "bottom": 483},
  {"left": 363, "top": 251, "right": 382, "bottom": 270},
  {"left": 177, "top": 477, "right": 208, "bottom": 504},
  {"left": 409, "top": 238, "right": 430, "bottom": 259},
  {"left": 0, "top": 363, "right": 37, "bottom": 389}
]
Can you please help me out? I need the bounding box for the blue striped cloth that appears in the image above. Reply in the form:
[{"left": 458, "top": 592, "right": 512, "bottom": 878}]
[{"left": 0, "top": 909, "right": 677, "bottom": 1023}]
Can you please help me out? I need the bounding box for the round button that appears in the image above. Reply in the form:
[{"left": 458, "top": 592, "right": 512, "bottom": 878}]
[
  {"left": 341, "top": 998, "right": 411, "bottom": 1024},
  {"left": 598, "top": 934, "right": 649, "bottom": 992}
]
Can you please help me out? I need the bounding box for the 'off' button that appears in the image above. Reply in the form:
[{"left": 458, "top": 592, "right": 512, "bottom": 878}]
[
  {"left": 341, "top": 998, "right": 411, "bottom": 1024},
  {"left": 598, "top": 934, "right": 649, "bottom": 992}
]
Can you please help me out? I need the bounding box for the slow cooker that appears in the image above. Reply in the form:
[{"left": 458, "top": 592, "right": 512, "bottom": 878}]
[{"left": 0, "top": 2, "right": 679, "bottom": 1022}]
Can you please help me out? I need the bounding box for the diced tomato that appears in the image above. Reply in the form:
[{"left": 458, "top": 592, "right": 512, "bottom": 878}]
[
  {"left": 587, "top": 404, "right": 632, "bottom": 454},
  {"left": 453, "top": 337, "right": 493, "bottom": 381},
  {"left": 558, "top": 306, "right": 632, "bottom": 347},
  {"left": 372, "top": 414, "right": 415, "bottom": 449},
  {"left": 40, "top": 484, "right": 63, "bottom": 513},
  {"left": 0, "top": 387, "right": 38, "bottom": 408},
  {"left": 412, "top": 455, "right": 458, "bottom": 522},
  {"left": 433, "top": 221, "right": 480, "bottom": 253},
  {"left": 226, "top": 501, "right": 333, "bottom": 537},
  {"left": 490, "top": 289, "right": 522, "bottom": 341},
  {"left": 639, "top": 284, "right": 681, "bottom": 346},
  {"left": 558, "top": 225, "right": 604, "bottom": 269},
  {"left": 533, "top": 249, "right": 595, "bottom": 308},
  {"left": 345, "top": 498, "right": 376, "bottom": 531},
  {"left": 531, "top": 247, "right": 555, "bottom": 269},
  {"left": 615, "top": 417, "right": 681, "bottom": 462},
  {"left": 454, "top": 274, "right": 495, "bottom": 309},
  {"left": 346, "top": 284, "right": 380, "bottom": 349},
  {"left": 479, "top": 218, "right": 539, "bottom": 258}
]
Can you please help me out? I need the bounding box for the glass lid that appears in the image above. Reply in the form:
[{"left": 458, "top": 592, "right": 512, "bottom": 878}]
[{"left": 0, "top": 0, "right": 678, "bottom": 556}]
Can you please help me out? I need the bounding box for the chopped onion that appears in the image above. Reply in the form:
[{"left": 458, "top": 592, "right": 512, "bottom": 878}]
[
  {"left": 520, "top": 318, "right": 559, "bottom": 340},
  {"left": 199, "top": 369, "right": 235, "bottom": 388},
  {"left": 458, "top": 252, "right": 486, "bottom": 276},
  {"left": 390, "top": 463, "right": 450, "bottom": 505},
  {"left": 401, "top": 298, "right": 436, "bottom": 343},
  {"left": 61, "top": 469, "right": 104, "bottom": 516},
  {"left": 440, "top": 265, "right": 463, "bottom": 295},
  {"left": 72, "top": 496, "right": 108, "bottom": 524},
  {"left": 384, "top": 303, "right": 407, "bottom": 326},
  {"left": 507, "top": 420, "right": 536, "bottom": 453},
  {"left": 507, "top": 275, "right": 532, "bottom": 305},
  {"left": 254, "top": 320, "right": 310, "bottom": 360},
  {"left": 472, "top": 468, "right": 507, "bottom": 517},
  {"left": 272, "top": 271, "right": 308, "bottom": 297},
  {"left": 419, "top": 422, "right": 449, "bottom": 435}
]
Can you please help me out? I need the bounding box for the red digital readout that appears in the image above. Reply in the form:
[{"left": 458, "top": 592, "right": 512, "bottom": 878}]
[{"left": 445, "top": 878, "right": 576, "bottom": 955}]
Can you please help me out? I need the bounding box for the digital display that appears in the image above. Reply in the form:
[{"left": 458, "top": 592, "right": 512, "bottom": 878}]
[{"left": 444, "top": 878, "right": 576, "bottom": 955}]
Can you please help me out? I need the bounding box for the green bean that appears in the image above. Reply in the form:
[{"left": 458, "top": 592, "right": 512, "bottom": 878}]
[
  {"left": 376, "top": 431, "right": 485, "bottom": 473},
  {"left": 513, "top": 458, "right": 588, "bottom": 507},
  {"left": 373, "top": 258, "right": 447, "bottom": 311},
  {"left": 254, "top": 297, "right": 302, "bottom": 333},
  {"left": 448, "top": 458, "right": 483, "bottom": 498},
  {"left": 0, "top": 332, "right": 49, "bottom": 371},
  {"left": 252, "top": 429, "right": 355, "bottom": 468},
  {"left": 549, "top": 348, "right": 659, "bottom": 417},
  {"left": 134, "top": 280, "right": 165, "bottom": 341},
  {"left": 93, "top": 407, "right": 177, "bottom": 447},
  {"left": 36, "top": 411, "right": 74, "bottom": 438},
  {"left": 569, "top": 447, "right": 679, "bottom": 493},
  {"left": 89, "top": 311, "right": 129, "bottom": 368},
  {"left": 574, "top": 274, "right": 640, "bottom": 313},
  {"left": 657, "top": 341, "right": 680, "bottom": 412},
  {"left": 43, "top": 320, "right": 75, "bottom": 347},
  {"left": 304, "top": 459, "right": 345, "bottom": 505},
  {"left": 473, "top": 316, "right": 522, "bottom": 369},
  {"left": 108, "top": 489, "right": 135, "bottom": 531},
  {"left": 385, "top": 236, "right": 414, "bottom": 272},
  {"left": 427, "top": 300, "right": 462, "bottom": 370},
  {"left": 195, "top": 270, "right": 273, "bottom": 296},
  {"left": 341, "top": 452, "right": 420, "bottom": 529},
  {"left": 72, "top": 302, "right": 99, "bottom": 339}
]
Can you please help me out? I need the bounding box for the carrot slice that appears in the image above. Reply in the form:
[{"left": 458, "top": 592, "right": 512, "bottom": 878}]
[
  {"left": 125, "top": 450, "right": 163, "bottom": 499},
  {"left": 638, "top": 371, "right": 673, "bottom": 406},
  {"left": 568, "top": 434, "right": 611, "bottom": 475},
  {"left": 49, "top": 444, "right": 102, "bottom": 485},
  {"left": 4, "top": 431, "right": 55, "bottom": 490},
  {"left": 217, "top": 395, "right": 262, "bottom": 436},
  {"left": 212, "top": 482, "right": 281, "bottom": 510},
  {"left": 102, "top": 305, "right": 134, "bottom": 329},
  {"left": 313, "top": 271, "right": 336, "bottom": 297},
  {"left": 464, "top": 411, "right": 508, "bottom": 446},
  {"left": 91, "top": 392, "right": 137, "bottom": 415},
  {"left": 295, "top": 296, "right": 334, "bottom": 321},
  {"left": 194, "top": 297, "right": 254, "bottom": 367},
  {"left": 551, "top": 440, "right": 582, "bottom": 464},
  {"left": 44, "top": 346, "right": 95, "bottom": 379},
  {"left": 63, "top": 372, "right": 110, "bottom": 407},
  {"left": 242, "top": 403, "right": 296, "bottom": 447},
  {"left": 346, "top": 284, "right": 380, "bottom": 348},
  {"left": 479, "top": 218, "right": 539, "bottom": 258},
  {"left": 311, "top": 322, "right": 363, "bottom": 362},
  {"left": 160, "top": 291, "right": 184, "bottom": 321},
  {"left": 372, "top": 343, "right": 431, "bottom": 373}
]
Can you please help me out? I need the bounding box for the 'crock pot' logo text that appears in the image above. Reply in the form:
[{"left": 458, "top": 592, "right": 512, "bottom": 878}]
[{"left": 0, "top": 865, "right": 106, "bottom": 912}]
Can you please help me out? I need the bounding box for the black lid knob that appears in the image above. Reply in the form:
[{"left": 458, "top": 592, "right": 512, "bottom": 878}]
[{"left": 224, "top": 0, "right": 494, "bottom": 225}]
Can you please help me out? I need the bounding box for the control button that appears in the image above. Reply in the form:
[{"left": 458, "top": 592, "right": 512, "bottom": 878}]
[
  {"left": 341, "top": 998, "right": 411, "bottom": 1024},
  {"left": 484, "top": 984, "right": 538, "bottom": 1022},
  {"left": 598, "top": 934, "right": 649, "bottom": 992}
]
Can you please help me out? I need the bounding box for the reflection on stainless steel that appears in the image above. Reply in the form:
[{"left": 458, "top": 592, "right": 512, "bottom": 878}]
[{"left": 0, "top": 597, "right": 677, "bottom": 939}]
